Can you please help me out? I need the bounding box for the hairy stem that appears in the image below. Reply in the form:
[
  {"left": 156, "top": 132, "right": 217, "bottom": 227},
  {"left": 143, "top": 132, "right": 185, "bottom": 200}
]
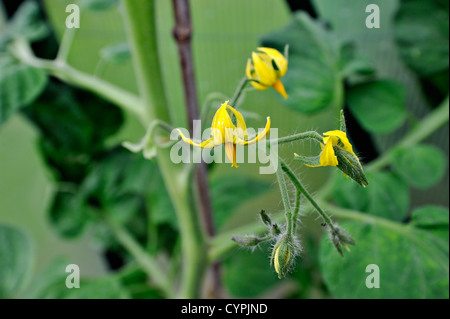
[{"left": 270, "top": 131, "right": 323, "bottom": 145}]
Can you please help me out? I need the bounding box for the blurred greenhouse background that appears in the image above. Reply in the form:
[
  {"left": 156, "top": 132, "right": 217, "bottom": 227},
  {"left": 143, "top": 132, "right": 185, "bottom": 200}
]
[{"left": 0, "top": 0, "right": 448, "bottom": 299}]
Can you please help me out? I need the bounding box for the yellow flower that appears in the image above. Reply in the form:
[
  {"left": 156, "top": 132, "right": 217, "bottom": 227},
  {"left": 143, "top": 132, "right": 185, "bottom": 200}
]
[
  {"left": 296, "top": 130, "right": 368, "bottom": 187},
  {"left": 246, "top": 47, "right": 288, "bottom": 99},
  {"left": 177, "top": 101, "right": 270, "bottom": 168},
  {"left": 309, "top": 130, "right": 358, "bottom": 167}
]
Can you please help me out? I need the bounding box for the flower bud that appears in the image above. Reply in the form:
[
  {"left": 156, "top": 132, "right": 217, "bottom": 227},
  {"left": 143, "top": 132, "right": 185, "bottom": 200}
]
[
  {"left": 270, "top": 235, "right": 299, "bottom": 279},
  {"left": 334, "top": 147, "right": 368, "bottom": 187},
  {"left": 231, "top": 234, "right": 269, "bottom": 248},
  {"left": 328, "top": 224, "right": 355, "bottom": 256}
]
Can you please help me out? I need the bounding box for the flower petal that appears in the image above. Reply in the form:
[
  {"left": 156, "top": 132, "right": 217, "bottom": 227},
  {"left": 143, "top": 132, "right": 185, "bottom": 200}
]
[
  {"left": 319, "top": 140, "right": 338, "bottom": 166},
  {"left": 272, "top": 79, "right": 288, "bottom": 99},
  {"left": 236, "top": 117, "right": 271, "bottom": 146},
  {"left": 257, "top": 47, "right": 288, "bottom": 77},
  {"left": 177, "top": 129, "right": 215, "bottom": 149},
  {"left": 252, "top": 52, "right": 277, "bottom": 86},
  {"left": 226, "top": 103, "right": 248, "bottom": 139},
  {"left": 224, "top": 142, "right": 239, "bottom": 168}
]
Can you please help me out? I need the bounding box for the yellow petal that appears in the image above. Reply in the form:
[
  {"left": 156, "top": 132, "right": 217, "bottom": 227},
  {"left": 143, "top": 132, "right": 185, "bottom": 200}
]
[
  {"left": 226, "top": 103, "right": 248, "bottom": 140},
  {"left": 272, "top": 79, "right": 288, "bottom": 99},
  {"left": 177, "top": 129, "right": 215, "bottom": 149},
  {"left": 236, "top": 117, "right": 270, "bottom": 146},
  {"left": 252, "top": 52, "right": 277, "bottom": 86},
  {"left": 224, "top": 142, "right": 238, "bottom": 168},
  {"left": 324, "top": 130, "right": 353, "bottom": 154},
  {"left": 274, "top": 245, "right": 280, "bottom": 274},
  {"left": 257, "top": 47, "right": 288, "bottom": 77},
  {"left": 320, "top": 140, "right": 338, "bottom": 166}
]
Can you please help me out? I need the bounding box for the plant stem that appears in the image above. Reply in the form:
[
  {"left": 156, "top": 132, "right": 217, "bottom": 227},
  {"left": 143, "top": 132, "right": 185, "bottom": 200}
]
[
  {"left": 275, "top": 159, "right": 293, "bottom": 235},
  {"left": 11, "top": 40, "right": 147, "bottom": 122},
  {"left": 230, "top": 77, "right": 249, "bottom": 107},
  {"left": 292, "top": 191, "right": 301, "bottom": 233},
  {"left": 172, "top": 0, "right": 220, "bottom": 297},
  {"left": 280, "top": 159, "right": 336, "bottom": 232},
  {"left": 107, "top": 221, "right": 174, "bottom": 297},
  {"left": 121, "top": 0, "right": 207, "bottom": 298},
  {"left": 367, "top": 96, "right": 449, "bottom": 172},
  {"left": 270, "top": 131, "right": 323, "bottom": 145}
]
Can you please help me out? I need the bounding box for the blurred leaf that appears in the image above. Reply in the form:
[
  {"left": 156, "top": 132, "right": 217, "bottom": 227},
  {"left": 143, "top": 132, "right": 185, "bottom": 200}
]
[
  {"left": 391, "top": 144, "right": 447, "bottom": 189},
  {"left": 8, "top": 0, "right": 49, "bottom": 42},
  {"left": 64, "top": 277, "right": 130, "bottom": 299},
  {"left": 339, "top": 43, "right": 375, "bottom": 78},
  {"left": 100, "top": 42, "right": 131, "bottom": 64},
  {"left": 211, "top": 176, "right": 271, "bottom": 229},
  {"left": 49, "top": 191, "right": 92, "bottom": 238},
  {"left": 24, "top": 258, "right": 69, "bottom": 299},
  {"left": 394, "top": 0, "right": 449, "bottom": 77},
  {"left": 223, "top": 243, "right": 279, "bottom": 298},
  {"left": 23, "top": 82, "right": 123, "bottom": 182},
  {"left": 332, "top": 173, "right": 369, "bottom": 212},
  {"left": 0, "top": 56, "right": 48, "bottom": 125},
  {"left": 411, "top": 205, "right": 449, "bottom": 228},
  {"left": 411, "top": 206, "right": 449, "bottom": 255},
  {"left": 0, "top": 224, "right": 33, "bottom": 298},
  {"left": 319, "top": 220, "right": 449, "bottom": 298},
  {"left": 261, "top": 12, "right": 342, "bottom": 113},
  {"left": 332, "top": 171, "right": 409, "bottom": 222},
  {"left": 119, "top": 268, "right": 164, "bottom": 299},
  {"left": 347, "top": 80, "right": 406, "bottom": 134},
  {"left": 366, "top": 171, "right": 409, "bottom": 221},
  {"left": 78, "top": 0, "right": 119, "bottom": 11}
]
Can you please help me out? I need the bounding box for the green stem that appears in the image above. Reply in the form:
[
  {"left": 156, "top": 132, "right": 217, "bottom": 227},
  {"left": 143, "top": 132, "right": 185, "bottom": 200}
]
[
  {"left": 280, "top": 159, "right": 336, "bottom": 231},
  {"left": 229, "top": 77, "right": 249, "bottom": 107},
  {"left": 270, "top": 131, "right": 323, "bottom": 145},
  {"left": 367, "top": 96, "right": 449, "bottom": 172},
  {"left": 121, "top": 0, "right": 207, "bottom": 298},
  {"left": 11, "top": 40, "right": 147, "bottom": 122},
  {"left": 292, "top": 191, "right": 301, "bottom": 233},
  {"left": 275, "top": 159, "right": 293, "bottom": 235},
  {"left": 107, "top": 221, "right": 174, "bottom": 297}
]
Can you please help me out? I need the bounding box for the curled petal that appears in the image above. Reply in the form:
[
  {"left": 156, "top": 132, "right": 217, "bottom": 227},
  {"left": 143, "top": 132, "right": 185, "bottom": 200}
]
[
  {"left": 320, "top": 141, "right": 338, "bottom": 166},
  {"left": 177, "top": 129, "right": 215, "bottom": 149},
  {"left": 236, "top": 117, "right": 271, "bottom": 146},
  {"left": 272, "top": 79, "right": 287, "bottom": 99}
]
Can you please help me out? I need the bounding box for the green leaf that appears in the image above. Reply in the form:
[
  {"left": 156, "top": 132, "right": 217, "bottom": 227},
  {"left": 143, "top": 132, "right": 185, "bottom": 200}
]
[
  {"left": 332, "top": 173, "right": 369, "bottom": 212},
  {"left": 0, "top": 224, "right": 33, "bottom": 298},
  {"left": 223, "top": 243, "right": 279, "bottom": 298},
  {"left": 347, "top": 80, "right": 407, "bottom": 134},
  {"left": 78, "top": 0, "right": 119, "bottom": 11},
  {"left": 260, "top": 12, "right": 342, "bottom": 113},
  {"left": 8, "top": 0, "right": 49, "bottom": 42},
  {"left": 366, "top": 171, "right": 409, "bottom": 221},
  {"left": 100, "top": 43, "right": 131, "bottom": 64},
  {"left": 0, "top": 56, "right": 48, "bottom": 125},
  {"left": 411, "top": 205, "right": 449, "bottom": 228},
  {"left": 211, "top": 176, "right": 271, "bottom": 229},
  {"left": 411, "top": 206, "right": 449, "bottom": 255},
  {"left": 391, "top": 144, "right": 447, "bottom": 189},
  {"left": 64, "top": 277, "right": 130, "bottom": 299},
  {"left": 394, "top": 0, "right": 449, "bottom": 77},
  {"left": 22, "top": 83, "right": 123, "bottom": 182},
  {"left": 49, "top": 191, "right": 92, "bottom": 238},
  {"left": 319, "top": 220, "right": 449, "bottom": 298},
  {"left": 332, "top": 171, "right": 409, "bottom": 222},
  {"left": 24, "top": 258, "right": 70, "bottom": 299}
]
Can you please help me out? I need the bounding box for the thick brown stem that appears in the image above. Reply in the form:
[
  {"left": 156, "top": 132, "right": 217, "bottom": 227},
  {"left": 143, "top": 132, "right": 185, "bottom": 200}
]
[{"left": 172, "top": 0, "right": 222, "bottom": 297}]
